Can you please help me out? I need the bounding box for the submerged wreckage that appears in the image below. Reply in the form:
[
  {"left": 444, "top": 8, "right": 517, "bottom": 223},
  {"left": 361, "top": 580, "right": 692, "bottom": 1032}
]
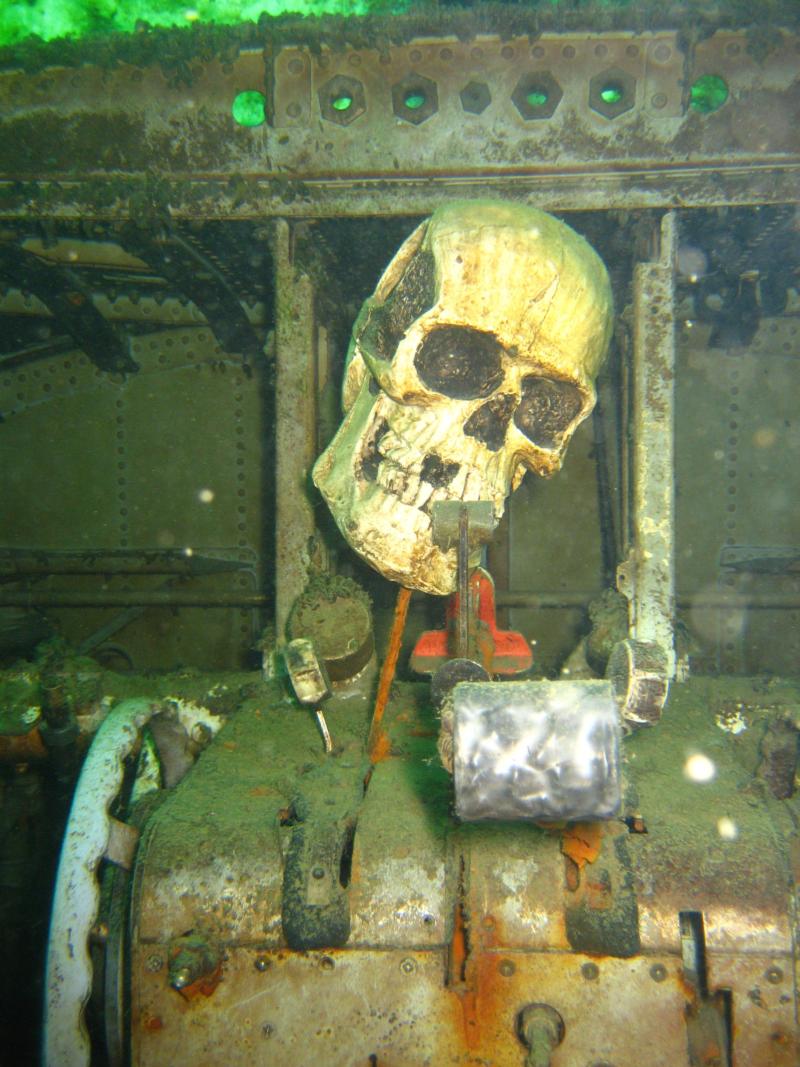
[{"left": 0, "top": 3, "right": 799, "bottom": 1065}]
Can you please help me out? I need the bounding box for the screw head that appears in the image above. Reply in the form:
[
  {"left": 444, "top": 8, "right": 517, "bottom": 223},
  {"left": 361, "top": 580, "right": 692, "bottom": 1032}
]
[
  {"left": 765, "top": 966, "right": 783, "bottom": 984},
  {"left": 649, "top": 963, "right": 667, "bottom": 982},
  {"left": 311, "top": 866, "right": 326, "bottom": 880},
  {"left": 499, "top": 959, "right": 516, "bottom": 977},
  {"left": 581, "top": 961, "right": 600, "bottom": 981},
  {"left": 254, "top": 956, "right": 269, "bottom": 972},
  {"left": 400, "top": 957, "right": 416, "bottom": 974},
  {"left": 145, "top": 954, "right": 164, "bottom": 973}
]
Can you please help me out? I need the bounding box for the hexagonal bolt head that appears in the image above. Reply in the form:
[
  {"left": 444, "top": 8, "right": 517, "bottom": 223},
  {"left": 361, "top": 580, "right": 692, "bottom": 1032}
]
[
  {"left": 607, "top": 638, "right": 668, "bottom": 726},
  {"left": 511, "top": 71, "right": 563, "bottom": 120},
  {"left": 392, "top": 74, "right": 438, "bottom": 125},
  {"left": 318, "top": 75, "right": 366, "bottom": 126},
  {"left": 589, "top": 66, "right": 636, "bottom": 118},
  {"left": 460, "top": 80, "right": 491, "bottom": 115}
]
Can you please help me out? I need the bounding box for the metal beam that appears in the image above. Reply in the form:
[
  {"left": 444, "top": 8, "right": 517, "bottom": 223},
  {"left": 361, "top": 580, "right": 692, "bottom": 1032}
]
[{"left": 273, "top": 219, "right": 319, "bottom": 638}]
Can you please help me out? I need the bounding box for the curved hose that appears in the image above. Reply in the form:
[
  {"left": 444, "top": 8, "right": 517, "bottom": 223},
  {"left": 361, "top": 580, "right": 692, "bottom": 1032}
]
[{"left": 43, "top": 698, "right": 157, "bottom": 1067}]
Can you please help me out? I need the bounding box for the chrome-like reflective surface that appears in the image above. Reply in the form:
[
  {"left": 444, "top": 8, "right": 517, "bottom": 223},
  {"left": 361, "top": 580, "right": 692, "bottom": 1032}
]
[{"left": 453, "top": 680, "right": 621, "bottom": 821}]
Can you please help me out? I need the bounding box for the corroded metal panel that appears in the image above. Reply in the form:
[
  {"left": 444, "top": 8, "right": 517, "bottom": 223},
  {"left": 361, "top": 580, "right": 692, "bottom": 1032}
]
[
  {"left": 128, "top": 677, "right": 800, "bottom": 1066},
  {"left": 0, "top": 324, "right": 265, "bottom": 667},
  {"left": 675, "top": 314, "right": 800, "bottom": 675},
  {"left": 1, "top": 25, "right": 797, "bottom": 217}
]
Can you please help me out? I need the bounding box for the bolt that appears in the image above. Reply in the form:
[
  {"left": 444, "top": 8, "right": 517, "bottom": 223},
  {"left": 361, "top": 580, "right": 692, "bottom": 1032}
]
[
  {"left": 311, "top": 866, "right": 326, "bottom": 880},
  {"left": 765, "top": 966, "right": 783, "bottom": 984},
  {"left": 581, "top": 961, "right": 600, "bottom": 981},
  {"left": 146, "top": 954, "right": 164, "bottom": 973},
  {"left": 400, "top": 957, "right": 416, "bottom": 975},
  {"left": 171, "top": 966, "right": 192, "bottom": 990},
  {"left": 21, "top": 707, "right": 41, "bottom": 725},
  {"left": 650, "top": 963, "right": 667, "bottom": 983},
  {"left": 498, "top": 959, "right": 516, "bottom": 977},
  {"left": 254, "top": 956, "right": 269, "bottom": 972}
]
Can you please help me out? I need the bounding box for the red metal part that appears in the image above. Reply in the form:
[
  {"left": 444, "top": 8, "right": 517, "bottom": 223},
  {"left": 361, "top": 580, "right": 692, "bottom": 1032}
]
[{"left": 410, "top": 568, "right": 532, "bottom": 676}]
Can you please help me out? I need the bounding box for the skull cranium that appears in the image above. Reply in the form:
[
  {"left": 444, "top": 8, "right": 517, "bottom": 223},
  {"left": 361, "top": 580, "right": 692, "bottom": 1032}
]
[{"left": 313, "top": 200, "right": 613, "bottom": 595}]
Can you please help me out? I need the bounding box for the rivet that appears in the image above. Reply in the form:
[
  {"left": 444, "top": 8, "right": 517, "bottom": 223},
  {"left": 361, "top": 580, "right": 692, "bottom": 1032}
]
[
  {"left": 146, "top": 953, "right": 164, "bottom": 973},
  {"left": 254, "top": 956, "right": 269, "bottom": 972},
  {"left": 320, "top": 956, "right": 335, "bottom": 970},
  {"left": 498, "top": 959, "right": 515, "bottom": 977},
  {"left": 400, "top": 957, "right": 416, "bottom": 974},
  {"left": 765, "top": 966, "right": 783, "bottom": 985},
  {"left": 311, "top": 866, "right": 325, "bottom": 879},
  {"left": 650, "top": 963, "right": 667, "bottom": 982},
  {"left": 581, "top": 961, "right": 600, "bottom": 980}
]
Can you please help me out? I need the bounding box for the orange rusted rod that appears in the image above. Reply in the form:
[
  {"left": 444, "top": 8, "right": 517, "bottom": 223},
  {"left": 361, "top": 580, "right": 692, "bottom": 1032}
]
[{"left": 367, "top": 585, "right": 412, "bottom": 762}]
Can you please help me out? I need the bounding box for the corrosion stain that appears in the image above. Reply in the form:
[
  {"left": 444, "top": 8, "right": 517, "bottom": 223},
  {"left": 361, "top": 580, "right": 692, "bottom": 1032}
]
[
  {"left": 176, "top": 960, "right": 223, "bottom": 1001},
  {"left": 141, "top": 1012, "right": 164, "bottom": 1032},
  {"left": 561, "top": 821, "right": 603, "bottom": 868}
]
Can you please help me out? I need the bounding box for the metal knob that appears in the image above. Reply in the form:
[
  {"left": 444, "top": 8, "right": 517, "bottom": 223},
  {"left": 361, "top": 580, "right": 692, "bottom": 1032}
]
[{"left": 516, "top": 1003, "right": 565, "bottom": 1067}]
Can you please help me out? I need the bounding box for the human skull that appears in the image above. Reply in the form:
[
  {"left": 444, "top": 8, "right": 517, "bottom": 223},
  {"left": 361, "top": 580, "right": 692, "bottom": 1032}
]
[{"left": 313, "top": 200, "right": 613, "bottom": 595}]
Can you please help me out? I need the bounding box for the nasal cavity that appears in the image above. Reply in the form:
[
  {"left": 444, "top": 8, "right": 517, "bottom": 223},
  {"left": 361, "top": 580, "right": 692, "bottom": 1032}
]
[
  {"left": 463, "top": 393, "right": 517, "bottom": 452},
  {"left": 421, "top": 453, "right": 460, "bottom": 488}
]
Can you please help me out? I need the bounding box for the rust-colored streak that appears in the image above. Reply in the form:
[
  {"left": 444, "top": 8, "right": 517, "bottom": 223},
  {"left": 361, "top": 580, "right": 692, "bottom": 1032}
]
[
  {"left": 367, "top": 585, "right": 411, "bottom": 763},
  {"left": 0, "top": 728, "right": 47, "bottom": 762},
  {"left": 177, "top": 960, "right": 223, "bottom": 1001},
  {"left": 560, "top": 821, "right": 603, "bottom": 868},
  {"left": 141, "top": 1013, "right": 164, "bottom": 1032}
]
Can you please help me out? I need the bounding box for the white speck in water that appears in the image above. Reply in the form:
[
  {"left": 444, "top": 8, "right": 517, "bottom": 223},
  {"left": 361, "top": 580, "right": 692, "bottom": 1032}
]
[
  {"left": 684, "top": 752, "right": 716, "bottom": 783},
  {"left": 717, "top": 816, "right": 738, "bottom": 840}
]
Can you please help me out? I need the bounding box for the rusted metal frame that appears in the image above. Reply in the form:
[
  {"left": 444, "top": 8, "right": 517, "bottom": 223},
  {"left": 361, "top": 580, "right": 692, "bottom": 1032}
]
[
  {"left": 618, "top": 211, "right": 677, "bottom": 677},
  {"left": 0, "top": 548, "right": 251, "bottom": 577},
  {"left": 496, "top": 592, "right": 800, "bottom": 610},
  {"left": 1, "top": 167, "right": 799, "bottom": 222},
  {"left": 273, "top": 218, "right": 320, "bottom": 639},
  {"left": 0, "top": 242, "right": 137, "bottom": 374},
  {"left": 0, "top": 590, "right": 268, "bottom": 607}
]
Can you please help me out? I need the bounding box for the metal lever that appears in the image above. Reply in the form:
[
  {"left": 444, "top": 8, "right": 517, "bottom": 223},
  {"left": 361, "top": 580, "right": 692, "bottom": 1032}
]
[{"left": 284, "top": 638, "right": 335, "bottom": 754}]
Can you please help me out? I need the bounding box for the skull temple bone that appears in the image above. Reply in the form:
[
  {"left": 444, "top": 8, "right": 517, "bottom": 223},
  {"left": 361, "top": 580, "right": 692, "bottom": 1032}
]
[{"left": 313, "top": 200, "right": 613, "bottom": 595}]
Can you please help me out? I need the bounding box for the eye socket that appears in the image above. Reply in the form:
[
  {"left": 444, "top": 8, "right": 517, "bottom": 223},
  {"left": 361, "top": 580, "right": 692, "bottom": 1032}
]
[
  {"left": 513, "top": 375, "right": 584, "bottom": 449},
  {"left": 414, "top": 325, "right": 505, "bottom": 400},
  {"left": 360, "top": 250, "right": 436, "bottom": 364}
]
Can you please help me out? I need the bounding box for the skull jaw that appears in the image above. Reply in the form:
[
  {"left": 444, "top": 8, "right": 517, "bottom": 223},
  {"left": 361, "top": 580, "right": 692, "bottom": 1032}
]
[{"left": 314, "top": 384, "right": 465, "bottom": 595}]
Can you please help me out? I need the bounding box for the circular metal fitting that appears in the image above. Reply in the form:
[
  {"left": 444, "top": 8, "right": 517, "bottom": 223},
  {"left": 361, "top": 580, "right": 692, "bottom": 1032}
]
[
  {"left": 581, "top": 961, "right": 600, "bottom": 981},
  {"left": 589, "top": 67, "right": 636, "bottom": 119},
  {"left": 460, "top": 80, "right": 491, "bottom": 115},
  {"left": 400, "top": 957, "right": 417, "bottom": 974},
  {"left": 318, "top": 75, "right": 366, "bottom": 127},
  {"left": 649, "top": 963, "right": 667, "bottom": 983},
  {"left": 765, "top": 966, "right": 783, "bottom": 984},
  {"left": 498, "top": 959, "right": 516, "bottom": 977},
  {"left": 511, "top": 71, "right": 563, "bottom": 120},
  {"left": 391, "top": 74, "right": 438, "bottom": 125}
]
